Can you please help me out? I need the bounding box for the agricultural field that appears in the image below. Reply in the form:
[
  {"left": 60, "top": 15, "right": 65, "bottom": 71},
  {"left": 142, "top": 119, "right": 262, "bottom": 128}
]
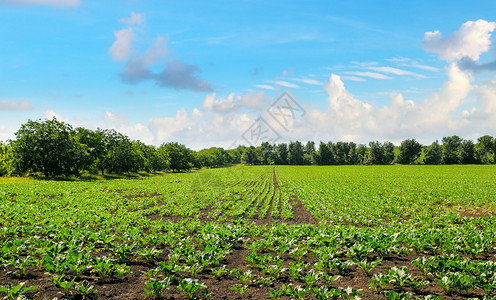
[{"left": 1, "top": 165, "right": 496, "bottom": 299}]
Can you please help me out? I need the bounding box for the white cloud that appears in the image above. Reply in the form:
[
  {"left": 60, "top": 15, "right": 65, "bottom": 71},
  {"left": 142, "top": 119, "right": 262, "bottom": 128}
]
[
  {"left": 0, "top": 100, "right": 32, "bottom": 110},
  {"left": 341, "top": 76, "right": 366, "bottom": 82},
  {"left": 109, "top": 28, "right": 134, "bottom": 61},
  {"left": 104, "top": 111, "right": 154, "bottom": 144},
  {"left": 387, "top": 57, "right": 439, "bottom": 72},
  {"left": 368, "top": 66, "right": 426, "bottom": 78},
  {"left": 44, "top": 110, "right": 62, "bottom": 120},
  {"left": 423, "top": 19, "right": 496, "bottom": 61},
  {"left": 0, "top": 125, "right": 14, "bottom": 142},
  {"left": 343, "top": 71, "right": 391, "bottom": 80},
  {"left": 291, "top": 78, "right": 323, "bottom": 85},
  {"left": 202, "top": 91, "right": 270, "bottom": 113},
  {"left": 254, "top": 84, "right": 275, "bottom": 90},
  {"left": 270, "top": 80, "right": 300, "bottom": 88},
  {"left": 149, "top": 108, "right": 199, "bottom": 144},
  {"left": 0, "top": 0, "right": 80, "bottom": 6},
  {"left": 119, "top": 12, "right": 144, "bottom": 26}
]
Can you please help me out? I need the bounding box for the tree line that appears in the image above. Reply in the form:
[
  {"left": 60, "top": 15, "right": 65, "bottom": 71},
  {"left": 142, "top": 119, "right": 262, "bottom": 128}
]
[{"left": 0, "top": 118, "right": 495, "bottom": 177}]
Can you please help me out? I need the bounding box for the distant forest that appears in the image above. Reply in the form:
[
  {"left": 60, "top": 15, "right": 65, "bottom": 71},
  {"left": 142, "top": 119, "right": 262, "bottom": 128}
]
[{"left": 0, "top": 118, "right": 495, "bottom": 177}]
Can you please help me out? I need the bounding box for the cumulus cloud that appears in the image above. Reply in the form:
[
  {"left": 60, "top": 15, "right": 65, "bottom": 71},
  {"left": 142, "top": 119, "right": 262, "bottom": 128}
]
[
  {"left": 109, "top": 29, "right": 135, "bottom": 61},
  {"left": 423, "top": 19, "right": 496, "bottom": 61},
  {"left": 44, "top": 110, "right": 62, "bottom": 120},
  {"left": 0, "top": 100, "right": 32, "bottom": 110},
  {"left": 104, "top": 111, "right": 154, "bottom": 144},
  {"left": 110, "top": 13, "right": 212, "bottom": 92},
  {"left": 0, "top": 0, "right": 80, "bottom": 6},
  {"left": 0, "top": 125, "right": 14, "bottom": 143},
  {"left": 202, "top": 91, "right": 270, "bottom": 113}
]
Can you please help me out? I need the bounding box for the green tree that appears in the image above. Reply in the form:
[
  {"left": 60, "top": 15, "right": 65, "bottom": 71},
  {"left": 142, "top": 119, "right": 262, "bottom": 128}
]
[
  {"left": 459, "top": 139, "right": 476, "bottom": 164},
  {"left": 275, "top": 143, "right": 288, "bottom": 165},
  {"left": 99, "top": 130, "right": 142, "bottom": 174},
  {"left": 368, "top": 141, "right": 394, "bottom": 165},
  {"left": 196, "top": 147, "right": 229, "bottom": 168},
  {"left": 355, "top": 144, "right": 368, "bottom": 165},
  {"left": 0, "top": 142, "right": 14, "bottom": 176},
  {"left": 397, "top": 139, "right": 422, "bottom": 164},
  {"left": 158, "top": 142, "right": 194, "bottom": 172},
  {"left": 442, "top": 135, "right": 462, "bottom": 164},
  {"left": 424, "top": 141, "right": 442, "bottom": 165},
  {"left": 75, "top": 127, "right": 105, "bottom": 174},
  {"left": 288, "top": 141, "right": 305, "bottom": 165},
  {"left": 383, "top": 141, "right": 395, "bottom": 164},
  {"left": 475, "top": 135, "right": 494, "bottom": 164},
  {"left": 241, "top": 146, "right": 257, "bottom": 165},
  {"left": 317, "top": 141, "right": 334, "bottom": 165},
  {"left": 260, "top": 142, "right": 275, "bottom": 165},
  {"left": 11, "top": 118, "right": 88, "bottom": 176},
  {"left": 304, "top": 141, "right": 316, "bottom": 165}
]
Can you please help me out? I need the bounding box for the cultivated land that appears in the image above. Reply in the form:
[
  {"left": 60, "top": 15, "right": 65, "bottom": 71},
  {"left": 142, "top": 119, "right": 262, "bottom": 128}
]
[{"left": 1, "top": 165, "right": 496, "bottom": 299}]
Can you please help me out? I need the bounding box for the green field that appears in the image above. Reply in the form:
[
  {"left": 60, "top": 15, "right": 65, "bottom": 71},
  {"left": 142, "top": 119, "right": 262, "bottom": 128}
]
[{"left": 1, "top": 165, "right": 495, "bottom": 299}]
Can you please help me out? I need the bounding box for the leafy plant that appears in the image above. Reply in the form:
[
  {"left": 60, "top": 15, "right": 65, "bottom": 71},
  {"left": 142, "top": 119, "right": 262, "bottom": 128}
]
[
  {"left": 230, "top": 284, "right": 249, "bottom": 297},
  {"left": 0, "top": 282, "right": 38, "bottom": 300},
  {"left": 144, "top": 277, "right": 172, "bottom": 299},
  {"left": 178, "top": 278, "right": 207, "bottom": 300}
]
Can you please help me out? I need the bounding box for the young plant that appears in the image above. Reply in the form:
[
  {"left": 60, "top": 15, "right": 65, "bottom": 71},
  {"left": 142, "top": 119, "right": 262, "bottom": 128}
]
[
  {"left": 370, "top": 273, "right": 390, "bottom": 291},
  {"left": 211, "top": 265, "right": 229, "bottom": 279},
  {"left": 284, "top": 284, "right": 309, "bottom": 300},
  {"left": 115, "top": 263, "right": 131, "bottom": 280},
  {"left": 144, "top": 277, "right": 172, "bottom": 299},
  {"left": 381, "top": 290, "right": 413, "bottom": 300},
  {"left": 231, "top": 268, "right": 256, "bottom": 285},
  {"left": 51, "top": 274, "right": 76, "bottom": 297},
  {"left": 231, "top": 284, "right": 249, "bottom": 297},
  {"left": 268, "top": 285, "right": 286, "bottom": 300},
  {"left": 302, "top": 269, "right": 323, "bottom": 287},
  {"left": 7, "top": 256, "right": 35, "bottom": 278},
  {"left": 178, "top": 278, "right": 207, "bottom": 300},
  {"left": 0, "top": 282, "right": 38, "bottom": 300},
  {"left": 354, "top": 258, "right": 382, "bottom": 276},
  {"left": 75, "top": 279, "right": 98, "bottom": 299},
  {"left": 91, "top": 257, "right": 116, "bottom": 281},
  {"left": 138, "top": 247, "right": 163, "bottom": 264}
]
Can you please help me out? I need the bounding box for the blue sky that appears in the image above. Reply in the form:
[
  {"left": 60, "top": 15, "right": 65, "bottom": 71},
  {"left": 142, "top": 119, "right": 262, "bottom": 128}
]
[{"left": 1, "top": 0, "right": 496, "bottom": 149}]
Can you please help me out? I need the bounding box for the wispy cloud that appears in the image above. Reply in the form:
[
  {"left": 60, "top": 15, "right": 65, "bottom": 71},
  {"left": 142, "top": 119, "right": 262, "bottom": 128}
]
[
  {"left": 341, "top": 76, "right": 366, "bottom": 82},
  {"left": 342, "top": 71, "right": 391, "bottom": 80},
  {"left": 266, "top": 80, "right": 300, "bottom": 88},
  {"left": 368, "top": 66, "right": 426, "bottom": 78},
  {"left": 254, "top": 84, "right": 274, "bottom": 90},
  {"left": 387, "top": 57, "right": 439, "bottom": 72},
  {"left": 291, "top": 78, "right": 323, "bottom": 85},
  {"left": 0, "top": 100, "right": 32, "bottom": 110}
]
